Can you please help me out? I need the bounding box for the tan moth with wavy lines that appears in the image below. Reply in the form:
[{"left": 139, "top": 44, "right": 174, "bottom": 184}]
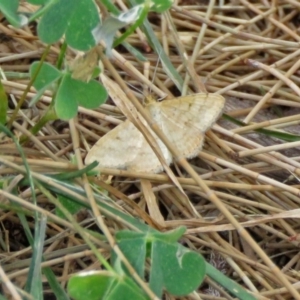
[{"left": 85, "top": 76, "right": 225, "bottom": 173}]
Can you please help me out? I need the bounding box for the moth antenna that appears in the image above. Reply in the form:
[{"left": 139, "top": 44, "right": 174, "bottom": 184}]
[
  {"left": 143, "top": 51, "right": 161, "bottom": 105},
  {"left": 150, "top": 51, "right": 161, "bottom": 98}
]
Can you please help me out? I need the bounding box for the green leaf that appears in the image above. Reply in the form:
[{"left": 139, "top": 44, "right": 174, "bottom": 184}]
[
  {"left": 28, "top": 0, "right": 61, "bottom": 23},
  {"left": 28, "top": 0, "right": 50, "bottom": 4},
  {"left": 0, "top": 0, "right": 27, "bottom": 27},
  {"left": 114, "top": 228, "right": 205, "bottom": 298},
  {"left": 116, "top": 230, "right": 145, "bottom": 241},
  {"left": 55, "top": 76, "right": 78, "bottom": 120},
  {"left": 56, "top": 194, "right": 84, "bottom": 219},
  {"left": 150, "top": 242, "right": 205, "bottom": 296},
  {"left": 55, "top": 72, "right": 108, "bottom": 120},
  {"left": 30, "top": 61, "right": 62, "bottom": 91},
  {"left": 105, "top": 276, "right": 148, "bottom": 300},
  {"left": 150, "top": 226, "right": 186, "bottom": 243},
  {"left": 114, "top": 232, "right": 146, "bottom": 278},
  {"left": 0, "top": 80, "right": 8, "bottom": 124},
  {"left": 37, "top": 0, "right": 100, "bottom": 51},
  {"left": 68, "top": 265, "right": 147, "bottom": 300},
  {"left": 68, "top": 271, "right": 114, "bottom": 300}
]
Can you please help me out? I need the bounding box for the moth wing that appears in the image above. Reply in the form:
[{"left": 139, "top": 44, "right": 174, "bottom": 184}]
[
  {"left": 147, "top": 93, "right": 225, "bottom": 158},
  {"left": 127, "top": 128, "right": 172, "bottom": 173},
  {"left": 85, "top": 120, "right": 143, "bottom": 169},
  {"left": 85, "top": 120, "right": 172, "bottom": 173}
]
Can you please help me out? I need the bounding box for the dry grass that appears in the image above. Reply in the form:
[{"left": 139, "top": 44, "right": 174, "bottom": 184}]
[{"left": 1, "top": 0, "right": 300, "bottom": 299}]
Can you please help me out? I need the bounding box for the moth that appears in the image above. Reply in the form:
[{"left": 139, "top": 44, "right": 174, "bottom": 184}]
[{"left": 85, "top": 76, "right": 225, "bottom": 173}]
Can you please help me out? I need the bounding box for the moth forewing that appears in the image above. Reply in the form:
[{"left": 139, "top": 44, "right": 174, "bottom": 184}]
[
  {"left": 86, "top": 75, "right": 173, "bottom": 172},
  {"left": 85, "top": 121, "right": 142, "bottom": 169}
]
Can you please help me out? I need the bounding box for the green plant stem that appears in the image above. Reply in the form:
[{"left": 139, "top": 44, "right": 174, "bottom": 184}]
[
  {"left": 7, "top": 45, "right": 51, "bottom": 128},
  {"left": 113, "top": 2, "right": 150, "bottom": 48},
  {"left": 0, "top": 80, "right": 8, "bottom": 125},
  {"left": 56, "top": 41, "right": 68, "bottom": 70},
  {"left": 98, "top": 0, "right": 120, "bottom": 14},
  {"left": 19, "top": 105, "right": 57, "bottom": 143}
]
